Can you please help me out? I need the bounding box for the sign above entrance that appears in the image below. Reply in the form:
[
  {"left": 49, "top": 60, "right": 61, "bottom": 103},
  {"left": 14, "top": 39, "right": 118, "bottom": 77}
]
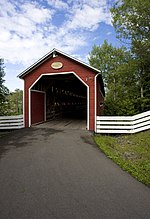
[{"left": 51, "top": 62, "right": 63, "bottom": 69}]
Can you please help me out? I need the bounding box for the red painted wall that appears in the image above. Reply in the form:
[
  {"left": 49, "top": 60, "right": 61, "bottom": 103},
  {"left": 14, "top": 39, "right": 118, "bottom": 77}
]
[
  {"left": 23, "top": 54, "right": 103, "bottom": 131},
  {"left": 31, "top": 91, "right": 45, "bottom": 125}
]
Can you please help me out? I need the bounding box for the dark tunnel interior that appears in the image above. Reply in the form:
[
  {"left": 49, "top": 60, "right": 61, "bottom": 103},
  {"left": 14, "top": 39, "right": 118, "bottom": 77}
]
[{"left": 32, "top": 73, "right": 87, "bottom": 121}]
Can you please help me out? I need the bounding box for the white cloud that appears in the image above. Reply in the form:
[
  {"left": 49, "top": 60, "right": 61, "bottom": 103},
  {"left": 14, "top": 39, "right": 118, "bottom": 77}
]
[
  {"left": 0, "top": 1, "right": 53, "bottom": 38},
  {"left": 21, "top": 3, "right": 53, "bottom": 23},
  {"left": 66, "top": 4, "right": 111, "bottom": 31},
  {"left": 0, "top": 0, "right": 16, "bottom": 16},
  {"left": 0, "top": 0, "right": 112, "bottom": 66},
  {"left": 0, "top": 30, "right": 11, "bottom": 42},
  {"left": 47, "top": 0, "right": 69, "bottom": 10},
  {"left": 0, "top": 0, "right": 54, "bottom": 64},
  {"left": 68, "top": 0, "right": 108, "bottom": 8}
]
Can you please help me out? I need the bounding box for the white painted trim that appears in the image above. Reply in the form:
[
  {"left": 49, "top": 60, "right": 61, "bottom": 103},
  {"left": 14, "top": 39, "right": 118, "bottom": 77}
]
[
  {"left": 94, "top": 73, "right": 100, "bottom": 132},
  {"left": 96, "top": 110, "right": 150, "bottom": 134},
  {"left": 18, "top": 48, "right": 101, "bottom": 78},
  {"left": 54, "top": 49, "right": 100, "bottom": 73},
  {"left": 29, "top": 90, "right": 46, "bottom": 127},
  {"left": 28, "top": 71, "right": 90, "bottom": 130},
  {"left": 0, "top": 115, "right": 24, "bottom": 129},
  {"left": 29, "top": 87, "right": 31, "bottom": 127},
  {"left": 96, "top": 111, "right": 150, "bottom": 121},
  {"left": 44, "top": 93, "right": 46, "bottom": 121},
  {"left": 0, "top": 115, "right": 23, "bottom": 119},
  {"left": 87, "top": 86, "right": 89, "bottom": 130},
  {"left": 29, "top": 72, "right": 89, "bottom": 89}
]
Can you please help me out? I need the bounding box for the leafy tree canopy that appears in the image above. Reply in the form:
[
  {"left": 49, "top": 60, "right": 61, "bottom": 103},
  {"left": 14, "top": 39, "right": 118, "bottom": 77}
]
[
  {"left": 111, "top": 0, "right": 150, "bottom": 112},
  {"left": 111, "top": 0, "right": 150, "bottom": 41},
  {"left": 0, "top": 58, "right": 9, "bottom": 115},
  {"left": 89, "top": 41, "right": 140, "bottom": 115},
  {"left": 111, "top": 0, "right": 150, "bottom": 62},
  {"left": 7, "top": 89, "right": 23, "bottom": 115},
  {"left": 89, "top": 40, "right": 131, "bottom": 85}
]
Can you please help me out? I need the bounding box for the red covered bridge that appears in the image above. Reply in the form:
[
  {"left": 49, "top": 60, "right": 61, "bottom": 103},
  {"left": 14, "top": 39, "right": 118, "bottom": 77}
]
[{"left": 18, "top": 48, "right": 104, "bottom": 131}]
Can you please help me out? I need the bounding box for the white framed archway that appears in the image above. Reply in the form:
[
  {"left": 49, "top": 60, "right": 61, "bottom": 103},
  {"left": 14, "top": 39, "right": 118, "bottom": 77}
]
[{"left": 28, "top": 71, "right": 90, "bottom": 130}]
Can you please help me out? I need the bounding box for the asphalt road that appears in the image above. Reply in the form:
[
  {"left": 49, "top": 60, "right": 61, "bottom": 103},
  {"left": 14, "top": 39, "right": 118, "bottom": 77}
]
[{"left": 0, "top": 127, "right": 150, "bottom": 219}]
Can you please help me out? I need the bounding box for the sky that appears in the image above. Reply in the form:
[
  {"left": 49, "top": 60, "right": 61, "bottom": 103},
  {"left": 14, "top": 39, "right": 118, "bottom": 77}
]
[{"left": 0, "top": 0, "right": 122, "bottom": 91}]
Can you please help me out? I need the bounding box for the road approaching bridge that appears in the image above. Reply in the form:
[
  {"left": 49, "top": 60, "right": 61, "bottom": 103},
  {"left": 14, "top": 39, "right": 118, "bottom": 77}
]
[{"left": 0, "top": 127, "right": 150, "bottom": 218}]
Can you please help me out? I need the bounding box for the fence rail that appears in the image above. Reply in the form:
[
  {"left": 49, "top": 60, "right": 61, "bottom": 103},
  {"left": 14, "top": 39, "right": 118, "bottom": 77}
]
[
  {"left": 0, "top": 115, "right": 24, "bottom": 130},
  {"left": 96, "top": 111, "right": 150, "bottom": 134}
]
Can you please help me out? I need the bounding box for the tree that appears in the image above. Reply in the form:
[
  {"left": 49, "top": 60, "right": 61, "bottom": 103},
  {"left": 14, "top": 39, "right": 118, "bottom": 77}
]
[
  {"left": 0, "top": 59, "right": 9, "bottom": 115},
  {"left": 7, "top": 89, "right": 23, "bottom": 115},
  {"left": 89, "top": 41, "right": 140, "bottom": 115},
  {"left": 0, "top": 59, "right": 23, "bottom": 116},
  {"left": 111, "top": 0, "right": 150, "bottom": 111},
  {"left": 111, "top": 0, "right": 150, "bottom": 40}
]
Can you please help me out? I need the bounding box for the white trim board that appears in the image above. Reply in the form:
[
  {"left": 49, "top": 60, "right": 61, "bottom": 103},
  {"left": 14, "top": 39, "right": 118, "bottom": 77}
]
[
  {"left": 94, "top": 73, "right": 101, "bottom": 132},
  {"left": 28, "top": 71, "right": 90, "bottom": 130}
]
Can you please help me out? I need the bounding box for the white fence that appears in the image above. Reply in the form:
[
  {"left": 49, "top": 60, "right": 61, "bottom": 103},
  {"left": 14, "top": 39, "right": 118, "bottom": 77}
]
[
  {"left": 96, "top": 111, "right": 150, "bottom": 134},
  {"left": 0, "top": 115, "right": 24, "bottom": 130}
]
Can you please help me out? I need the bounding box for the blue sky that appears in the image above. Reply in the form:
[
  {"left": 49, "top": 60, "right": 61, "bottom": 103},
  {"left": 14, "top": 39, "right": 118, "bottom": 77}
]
[{"left": 0, "top": 0, "right": 122, "bottom": 91}]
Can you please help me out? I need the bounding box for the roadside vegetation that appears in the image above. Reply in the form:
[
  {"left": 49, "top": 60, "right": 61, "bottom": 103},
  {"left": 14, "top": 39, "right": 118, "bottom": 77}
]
[
  {"left": 0, "top": 58, "right": 23, "bottom": 116},
  {"left": 89, "top": 0, "right": 150, "bottom": 116},
  {"left": 94, "top": 130, "right": 150, "bottom": 187}
]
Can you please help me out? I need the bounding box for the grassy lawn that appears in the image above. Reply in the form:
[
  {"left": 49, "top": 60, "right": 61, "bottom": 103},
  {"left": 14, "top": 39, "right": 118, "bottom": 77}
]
[{"left": 94, "top": 130, "right": 150, "bottom": 187}]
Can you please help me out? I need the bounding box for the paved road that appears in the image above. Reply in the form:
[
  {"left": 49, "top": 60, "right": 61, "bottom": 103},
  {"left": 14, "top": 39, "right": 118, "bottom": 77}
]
[{"left": 0, "top": 127, "right": 150, "bottom": 219}]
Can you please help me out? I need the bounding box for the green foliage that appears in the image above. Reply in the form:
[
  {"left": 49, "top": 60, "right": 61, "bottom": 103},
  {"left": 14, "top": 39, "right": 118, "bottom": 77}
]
[
  {"left": 0, "top": 59, "right": 23, "bottom": 116},
  {"left": 111, "top": 0, "right": 150, "bottom": 112},
  {"left": 89, "top": 41, "right": 139, "bottom": 115},
  {"left": 111, "top": 0, "right": 150, "bottom": 42},
  {"left": 7, "top": 89, "right": 23, "bottom": 115},
  {"left": 0, "top": 59, "right": 5, "bottom": 87},
  {"left": 0, "top": 59, "right": 9, "bottom": 116},
  {"left": 89, "top": 1, "right": 150, "bottom": 115},
  {"left": 94, "top": 130, "right": 150, "bottom": 187},
  {"left": 89, "top": 40, "right": 130, "bottom": 84}
]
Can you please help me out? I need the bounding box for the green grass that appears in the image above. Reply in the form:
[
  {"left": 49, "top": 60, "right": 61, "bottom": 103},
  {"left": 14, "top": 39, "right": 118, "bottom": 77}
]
[{"left": 94, "top": 130, "right": 150, "bottom": 187}]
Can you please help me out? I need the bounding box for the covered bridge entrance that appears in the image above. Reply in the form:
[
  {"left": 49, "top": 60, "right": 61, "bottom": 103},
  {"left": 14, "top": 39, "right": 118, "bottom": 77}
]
[{"left": 18, "top": 49, "right": 104, "bottom": 131}]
